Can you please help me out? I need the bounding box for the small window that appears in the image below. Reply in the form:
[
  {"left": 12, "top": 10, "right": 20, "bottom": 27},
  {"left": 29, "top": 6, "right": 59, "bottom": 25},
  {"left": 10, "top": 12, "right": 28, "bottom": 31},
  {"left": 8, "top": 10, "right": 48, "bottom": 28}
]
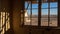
[
  {"left": 41, "top": 3, "right": 48, "bottom": 8},
  {"left": 50, "top": 2, "right": 58, "bottom": 8},
  {"left": 50, "top": 9, "right": 58, "bottom": 26},
  {"left": 32, "top": 4, "right": 38, "bottom": 8},
  {"left": 31, "top": 9, "right": 38, "bottom": 26},
  {"left": 41, "top": 9, "right": 48, "bottom": 26},
  {"left": 24, "top": 1, "right": 38, "bottom": 26},
  {"left": 41, "top": 2, "right": 58, "bottom": 27}
]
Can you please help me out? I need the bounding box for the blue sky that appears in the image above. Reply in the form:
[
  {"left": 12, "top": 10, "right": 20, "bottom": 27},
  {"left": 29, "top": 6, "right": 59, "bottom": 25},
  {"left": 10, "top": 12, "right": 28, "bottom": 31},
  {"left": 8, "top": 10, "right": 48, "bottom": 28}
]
[{"left": 25, "top": 2, "right": 58, "bottom": 15}]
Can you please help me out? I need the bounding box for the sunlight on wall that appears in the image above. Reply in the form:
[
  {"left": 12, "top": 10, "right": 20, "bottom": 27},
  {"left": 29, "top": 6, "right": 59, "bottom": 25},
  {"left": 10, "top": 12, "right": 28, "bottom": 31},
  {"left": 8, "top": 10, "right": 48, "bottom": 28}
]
[{"left": 0, "top": 12, "right": 10, "bottom": 34}]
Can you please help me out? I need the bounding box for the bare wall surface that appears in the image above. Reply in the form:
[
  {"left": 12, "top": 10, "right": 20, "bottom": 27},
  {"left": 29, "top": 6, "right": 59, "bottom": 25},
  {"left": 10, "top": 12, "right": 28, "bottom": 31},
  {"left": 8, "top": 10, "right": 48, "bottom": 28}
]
[{"left": 13, "top": 0, "right": 25, "bottom": 34}]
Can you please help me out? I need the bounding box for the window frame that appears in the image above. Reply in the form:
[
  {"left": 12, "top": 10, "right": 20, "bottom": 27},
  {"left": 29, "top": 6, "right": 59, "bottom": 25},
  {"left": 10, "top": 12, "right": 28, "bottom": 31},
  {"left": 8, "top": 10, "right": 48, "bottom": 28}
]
[{"left": 21, "top": 0, "right": 59, "bottom": 29}]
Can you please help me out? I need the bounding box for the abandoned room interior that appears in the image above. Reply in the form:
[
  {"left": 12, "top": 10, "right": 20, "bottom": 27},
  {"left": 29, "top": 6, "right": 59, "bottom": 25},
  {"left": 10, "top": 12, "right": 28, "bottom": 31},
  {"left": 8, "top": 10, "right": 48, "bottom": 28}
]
[{"left": 0, "top": 0, "right": 60, "bottom": 34}]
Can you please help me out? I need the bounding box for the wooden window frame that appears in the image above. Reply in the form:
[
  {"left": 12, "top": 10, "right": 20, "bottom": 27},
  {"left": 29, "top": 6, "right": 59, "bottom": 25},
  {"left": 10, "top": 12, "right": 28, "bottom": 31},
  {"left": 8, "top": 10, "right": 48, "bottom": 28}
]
[{"left": 21, "top": 0, "right": 60, "bottom": 29}]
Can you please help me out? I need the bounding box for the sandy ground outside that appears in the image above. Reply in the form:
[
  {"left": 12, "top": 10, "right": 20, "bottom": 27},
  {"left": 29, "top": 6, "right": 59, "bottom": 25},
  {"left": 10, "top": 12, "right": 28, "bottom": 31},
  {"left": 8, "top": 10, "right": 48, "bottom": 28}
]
[{"left": 24, "top": 17, "right": 58, "bottom": 26}]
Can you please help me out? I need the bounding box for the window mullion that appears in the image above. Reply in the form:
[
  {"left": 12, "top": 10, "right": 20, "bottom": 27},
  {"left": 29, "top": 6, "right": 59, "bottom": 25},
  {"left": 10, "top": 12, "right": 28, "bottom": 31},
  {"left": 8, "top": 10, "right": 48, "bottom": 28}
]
[
  {"left": 58, "top": 0, "right": 60, "bottom": 27},
  {"left": 38, "top": 0, "right": 41, "bottom": 26},
  {"left": 30, "top": 0, "right": 32, "bottom": 26},
  {"left": 48, "top": 0, "right": 50, "bottom": 27}
]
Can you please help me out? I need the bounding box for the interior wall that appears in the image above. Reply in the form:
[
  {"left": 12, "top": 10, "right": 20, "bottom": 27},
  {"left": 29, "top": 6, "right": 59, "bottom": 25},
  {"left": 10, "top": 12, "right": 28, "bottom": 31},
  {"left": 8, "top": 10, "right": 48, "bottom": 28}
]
[
  {"left": 12, "top": 0, "right": 25, "bottom": 34},
  {"left": 12, "top": 0, "right": 60, "bottom": 34},
  {"left": 0, "top": 0, "right": 60, "bottom": 34}
]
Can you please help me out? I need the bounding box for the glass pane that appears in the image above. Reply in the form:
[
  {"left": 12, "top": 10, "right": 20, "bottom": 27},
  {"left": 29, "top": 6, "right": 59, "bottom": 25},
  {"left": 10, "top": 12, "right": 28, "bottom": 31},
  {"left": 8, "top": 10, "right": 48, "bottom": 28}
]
[
  {"left": 25, "top": 2, "right": 28, "bottom": 8},
  {"left": 41, "top": 3, "right": 48, "bottom": 8},
  {"left": 50, "top": 2, "right": 58, "bottom": 8},
  {"left": 24, "top": 1, "right": 31, "bottom": 25},
  {"left": 24, "top": 9, "right": 31, "bottom": 25},
  {"left": 50, "top": 8, "right": 58, "bottom": 26},
  {"left": 24, "top": 1, "right": 38, "bottom": 26},
  {"left": 25, "top": 2, "right": 30, "bottom": 9},
  {"left": 41, "top": 9, "right": 48, "bottom": 26},
  {"left": 32, "top": 4, "right": 38, "bottom": 8},
  {"left": 31, "top": 9, "right": 38, "bottom": 26}
]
